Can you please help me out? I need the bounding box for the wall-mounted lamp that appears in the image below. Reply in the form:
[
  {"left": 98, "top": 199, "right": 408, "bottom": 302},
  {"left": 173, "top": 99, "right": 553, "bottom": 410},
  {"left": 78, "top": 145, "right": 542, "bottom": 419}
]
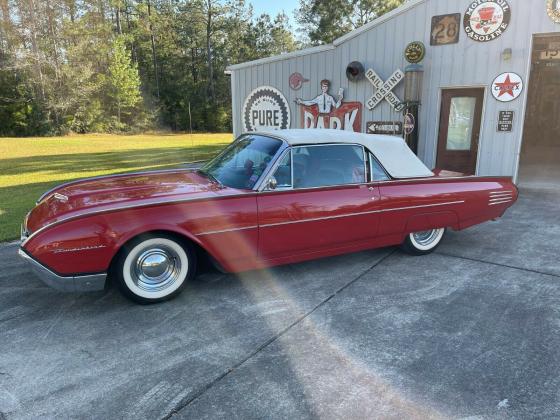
[{"left": 501, "top": 48, "right": 513, "bottom": 61}]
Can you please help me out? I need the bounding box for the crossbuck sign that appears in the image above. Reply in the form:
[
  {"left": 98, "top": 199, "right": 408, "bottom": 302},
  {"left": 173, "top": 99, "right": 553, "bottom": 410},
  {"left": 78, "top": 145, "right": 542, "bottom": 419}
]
[{"left": 366, "top": 68, "right": 406, "bottom": 112}]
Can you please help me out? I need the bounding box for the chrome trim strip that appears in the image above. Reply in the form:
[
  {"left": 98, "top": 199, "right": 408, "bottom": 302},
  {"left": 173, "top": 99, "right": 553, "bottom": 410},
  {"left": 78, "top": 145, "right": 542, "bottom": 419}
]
[
  {"left": 36, "top": 168, "right": 196, "bottom": 204},
  {"left": 489, "top": 192, "right": 513, "bottom": 197},
  {"left": 18, "top": 249, "right": 106, "bottom": 292},
  {"left": 260, "top": 200, "right": 465, "bottom": 228},
  {"left": 489, "top": 197, "right": 513, "bottom": 202},
  {"left": 489, "top": 200, "right": 513, "bottom": 206},
  {"left": 489, "top": 194, "right": 513, "bottom": 198},
  {"left": 21, "top": 192, "right": 257, "bottom": 247},
  {"left": 196, "top": 225, "right": 258, "bottom": 236},
  {"left": 374, "top": 175, "right": 513, "bottom": 185}
]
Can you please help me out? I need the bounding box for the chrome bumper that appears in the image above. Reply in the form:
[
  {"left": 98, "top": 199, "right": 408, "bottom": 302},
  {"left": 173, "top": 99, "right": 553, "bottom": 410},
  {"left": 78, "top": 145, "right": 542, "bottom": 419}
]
[{"left": 18, "top": 248, "right": 107, "bottom": 292}]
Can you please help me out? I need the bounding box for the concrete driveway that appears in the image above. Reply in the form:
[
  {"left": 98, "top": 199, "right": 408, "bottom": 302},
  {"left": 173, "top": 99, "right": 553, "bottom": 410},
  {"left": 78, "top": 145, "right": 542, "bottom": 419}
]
[{"left": 1, "top": 188, "right": 559, "bottom": 419}]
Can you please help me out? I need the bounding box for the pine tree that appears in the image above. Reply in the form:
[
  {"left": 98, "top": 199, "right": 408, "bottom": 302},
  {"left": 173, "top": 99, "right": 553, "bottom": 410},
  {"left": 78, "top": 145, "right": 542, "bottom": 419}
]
[{"left": 107, "top": 35, "right": 142, "bottom": 128}]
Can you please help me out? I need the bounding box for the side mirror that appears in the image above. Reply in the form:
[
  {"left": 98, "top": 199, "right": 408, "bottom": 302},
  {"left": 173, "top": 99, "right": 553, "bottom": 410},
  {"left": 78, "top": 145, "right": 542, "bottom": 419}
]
[{"left": 266, "top": 176, "right": 278, "bottom": 191}]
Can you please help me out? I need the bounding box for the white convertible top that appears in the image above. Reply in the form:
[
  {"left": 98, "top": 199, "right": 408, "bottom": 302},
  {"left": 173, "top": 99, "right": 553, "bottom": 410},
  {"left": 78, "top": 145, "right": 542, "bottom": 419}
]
[{"left": 258, "top": 129, "right": 434, "bottom": 179}]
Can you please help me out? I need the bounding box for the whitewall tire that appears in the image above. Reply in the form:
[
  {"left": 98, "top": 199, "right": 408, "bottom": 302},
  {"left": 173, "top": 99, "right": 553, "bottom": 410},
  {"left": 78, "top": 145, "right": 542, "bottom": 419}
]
[
  {"left": 401, "top": 228, "right": 446, "bottom": 255},
  {"left": 114, "top": 235, "right": 196, "bottom": 304}
]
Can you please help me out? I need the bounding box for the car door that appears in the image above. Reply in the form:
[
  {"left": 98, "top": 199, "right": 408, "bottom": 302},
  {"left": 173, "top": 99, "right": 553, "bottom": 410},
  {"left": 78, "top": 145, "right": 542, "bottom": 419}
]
[{"left": 257, "top": 144, "right": 381, "bottom": 260}]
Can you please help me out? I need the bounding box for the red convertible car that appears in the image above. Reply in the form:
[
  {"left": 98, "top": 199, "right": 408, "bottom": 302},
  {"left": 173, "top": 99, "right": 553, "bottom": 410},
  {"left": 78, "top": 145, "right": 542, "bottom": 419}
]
[{"left": 19, "top": 129, "right": 518, "bottom": 303}]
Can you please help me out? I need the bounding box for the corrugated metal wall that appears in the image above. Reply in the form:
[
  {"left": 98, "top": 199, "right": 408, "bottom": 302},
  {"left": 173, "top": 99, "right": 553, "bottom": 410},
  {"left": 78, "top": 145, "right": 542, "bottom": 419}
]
[{"left": 229, "top": 0, "right": 560, "bottom": 177}]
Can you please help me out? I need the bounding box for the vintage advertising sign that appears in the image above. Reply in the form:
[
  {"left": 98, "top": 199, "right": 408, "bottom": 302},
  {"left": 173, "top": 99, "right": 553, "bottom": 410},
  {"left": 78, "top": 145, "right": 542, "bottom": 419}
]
[
  {"left": 404, "top": 113, "right": 415, "bottom": 135},
  {"left": 404, "top": 42, "right": 426, "bottom": 64},
  {"left": 297, "top": 80, "right": 362, "bottom": 132},
  {"left": 365, "top": 68, "right": 405, "bottom": 112},
  {"left": 463, "top": 0, "right": 511, "bottom": 42},
  {"left": 243, "top": 86, "right": 291, "bottom": 132},
  {"left": 497, "top": 110, "right": 514, "bottom": 132},
  {"left": 431, "top": 14, "right": 461, "bottom": 45},
  {"left": 491, "top": 73, "right": 523, "bottom": 102},
  {"left": 547, "top": 0, "right": 560, "bottom": 23},
  {"left": 289, "top": 72, "right": 309, "bottom": 90},
  {"left": 366, "top": 121, "right": 403, "bottom": 135}
]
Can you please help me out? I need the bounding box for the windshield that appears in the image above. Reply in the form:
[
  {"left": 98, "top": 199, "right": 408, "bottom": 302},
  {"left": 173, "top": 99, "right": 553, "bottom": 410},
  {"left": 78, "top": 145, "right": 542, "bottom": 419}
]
[{"left": 200, "top": 135, "right": 283, "bottom": 189}]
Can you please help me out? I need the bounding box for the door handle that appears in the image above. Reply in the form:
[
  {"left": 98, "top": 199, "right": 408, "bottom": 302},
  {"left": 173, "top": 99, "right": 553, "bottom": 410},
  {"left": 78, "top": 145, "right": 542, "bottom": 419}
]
[{"left": 368, "top": 187, "right": 375, "bottom": 191}]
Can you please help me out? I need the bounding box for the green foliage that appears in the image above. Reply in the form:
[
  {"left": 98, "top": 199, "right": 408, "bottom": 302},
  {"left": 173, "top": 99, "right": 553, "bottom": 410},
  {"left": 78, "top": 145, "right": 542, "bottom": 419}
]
[
  {"left": 0, "top": 0, "right": 401, "bottom": 135},
  {"left": 107, "top": 35, "right": 143, "bottom": 127},
  {"left": 296, "top": 0, "right": 405, "bottom": 45}
]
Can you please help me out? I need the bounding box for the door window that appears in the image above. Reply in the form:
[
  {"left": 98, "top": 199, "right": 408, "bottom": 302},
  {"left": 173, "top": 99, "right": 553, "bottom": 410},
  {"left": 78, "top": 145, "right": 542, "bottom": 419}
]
[
  {"left": 291, "top": 145, "right": 366, "bottom": 189},
  {"left": 446, "top": 97, "right": 477, "bottom": 150},
  {"left": 271, "top": 151, "right": 292, "bottom": 189},
  {"left": 370, "top": 153, "right": 391, "bottom": 181}
]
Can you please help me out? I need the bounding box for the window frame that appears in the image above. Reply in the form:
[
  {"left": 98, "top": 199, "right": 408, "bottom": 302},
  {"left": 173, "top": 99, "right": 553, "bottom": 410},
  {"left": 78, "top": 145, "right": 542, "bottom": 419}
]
[
  {"left": 368, "top": 151, "right": 392, "bottom": 183},
  {"left": 259, "top": 143, "right": 374, "bottom": 192}
]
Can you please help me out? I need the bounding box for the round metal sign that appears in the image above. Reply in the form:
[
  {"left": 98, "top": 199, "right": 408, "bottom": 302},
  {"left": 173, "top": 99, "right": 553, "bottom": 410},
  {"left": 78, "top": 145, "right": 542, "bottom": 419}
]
[
  {"left": 491, "top": 72, "right": 523, "bottom": 102},
  {"left": 243, "top": 86, "right": 291, "bottom": 132},
  {"left": 463, "top": 0, "right": 511, "bottom": 42},
  {"left": 404, "top": 113, "right": 415, "bottom": 135},
  {"left": 289, "top": 72, "right": 309, "bottom": 90},
  {"left": 547, "top": 0, "right": 560, "bottom": 23},
  {"left": 404, "top": 41, "right": 426, "bottom": 64}
]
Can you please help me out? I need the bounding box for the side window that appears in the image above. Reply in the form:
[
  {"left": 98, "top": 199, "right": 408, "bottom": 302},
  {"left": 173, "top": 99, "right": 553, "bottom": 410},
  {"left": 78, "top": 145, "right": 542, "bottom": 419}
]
[
  {"left": 271, "top": 151, "right": 292, "bottom": 189},
  {"left": 370, "top": 153, "right": 391, "bottom": 181},
  {"left": 293, "top": 145, "right": 366, "bottom": 189}
]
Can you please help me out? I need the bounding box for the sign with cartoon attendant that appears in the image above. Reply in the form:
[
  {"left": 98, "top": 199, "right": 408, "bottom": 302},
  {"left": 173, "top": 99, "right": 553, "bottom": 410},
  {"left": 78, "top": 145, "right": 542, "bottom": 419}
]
[
  {"left": 547, "top": 0, "right": 560, "bottom": 23},
  {"left": 492, "top": 72, "right": 523, "bottom": 102},
  {"left": 463, "top": 0, "right": 511, "bottom": 42},
  {"left": 296, "top": 80, "right": 362, "bottom": 132},
  {"left": 243, "top": 86, "right": 291, "bottom": 132},
  {"left": 365, "top": 68, "right": 405, "bottom": 112}
]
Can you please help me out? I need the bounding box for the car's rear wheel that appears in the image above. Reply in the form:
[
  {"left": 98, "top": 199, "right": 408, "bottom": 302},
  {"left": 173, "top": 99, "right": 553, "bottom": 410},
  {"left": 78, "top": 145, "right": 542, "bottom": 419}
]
[
  {"left": 401, "top": 228, "right": 446, "bottom": 255},
  {"left": 114, "top": 235, "right": 196, "bottom": 304}
]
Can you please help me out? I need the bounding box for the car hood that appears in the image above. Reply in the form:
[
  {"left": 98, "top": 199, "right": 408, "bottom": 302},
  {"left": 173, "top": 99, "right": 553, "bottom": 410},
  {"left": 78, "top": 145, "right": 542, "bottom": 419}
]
[{"left": 26, "top": 169, "right": 221, "bottom": 233}]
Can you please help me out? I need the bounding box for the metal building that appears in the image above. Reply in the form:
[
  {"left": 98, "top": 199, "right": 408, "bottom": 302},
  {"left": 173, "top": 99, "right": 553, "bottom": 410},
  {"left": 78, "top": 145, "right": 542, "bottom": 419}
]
[{"left": 226, "top": 0, "right": 560, "bottom": 188}]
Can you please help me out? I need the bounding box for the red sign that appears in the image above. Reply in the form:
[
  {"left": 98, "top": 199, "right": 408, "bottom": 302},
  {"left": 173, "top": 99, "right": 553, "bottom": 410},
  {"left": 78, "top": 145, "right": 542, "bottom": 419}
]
[{"left": 300, "top": 102, "right": 363, "bottom": 132}]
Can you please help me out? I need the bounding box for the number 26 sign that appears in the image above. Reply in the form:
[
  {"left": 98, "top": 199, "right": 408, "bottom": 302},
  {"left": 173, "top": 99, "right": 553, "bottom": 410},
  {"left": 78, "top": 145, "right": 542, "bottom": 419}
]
[{"left": 431, "top": 13, "right": 461, "bottom": 46}]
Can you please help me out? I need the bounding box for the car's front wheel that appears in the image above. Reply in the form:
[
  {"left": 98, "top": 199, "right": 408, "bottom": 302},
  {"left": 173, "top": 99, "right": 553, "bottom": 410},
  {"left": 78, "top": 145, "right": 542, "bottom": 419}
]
[
  {"left": 401, "top": 228, "right": 446, "bottom": 255},
  {"left": 114, "top": 235, "right": 196, "bottom": 304}
]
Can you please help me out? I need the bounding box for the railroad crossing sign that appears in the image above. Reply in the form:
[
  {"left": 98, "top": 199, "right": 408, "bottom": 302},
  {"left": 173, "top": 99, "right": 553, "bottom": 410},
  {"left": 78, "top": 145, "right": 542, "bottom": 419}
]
[{"left": 365, "top": 68, "right": 406, "bottom": 112}]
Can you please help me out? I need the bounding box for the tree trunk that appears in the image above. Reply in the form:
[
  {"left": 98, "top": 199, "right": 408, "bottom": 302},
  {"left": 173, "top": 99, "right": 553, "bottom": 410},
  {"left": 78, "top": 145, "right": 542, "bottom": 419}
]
[
  {"left": 147, "top": 0, "right": 160, "bottom": 99},
  {"left": 206, "top": 0, "right": 215, "bottom": 101},
  {"left": 25, "top": 0, "right": 46, "bottom": 102},
  {"left": 115, "top": 2, "right": 122, "bottom": 34}
]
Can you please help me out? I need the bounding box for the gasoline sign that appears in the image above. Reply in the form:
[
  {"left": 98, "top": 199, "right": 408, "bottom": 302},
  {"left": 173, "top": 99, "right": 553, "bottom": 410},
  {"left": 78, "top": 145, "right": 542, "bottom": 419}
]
[
  {"left": 463, "top": 0, "right": 511, "bottom": 42},
  {"left": 243, "top": 86, "right": 291, "bottom": 132},
  {"left": 491, "top": 72, "right": 523, "bottom": 102},
  {"left": 547, "top": 0, "right": 560, "bottom": 23}
]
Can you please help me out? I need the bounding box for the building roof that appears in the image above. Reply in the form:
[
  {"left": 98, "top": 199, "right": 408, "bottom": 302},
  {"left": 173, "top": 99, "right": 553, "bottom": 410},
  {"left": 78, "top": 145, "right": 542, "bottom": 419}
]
[
  {"left": 226, "top": 0, "right": 426, "bottom": 71},
  {"left": 258, "top": 129, "right": 434, "bottom": 179}
]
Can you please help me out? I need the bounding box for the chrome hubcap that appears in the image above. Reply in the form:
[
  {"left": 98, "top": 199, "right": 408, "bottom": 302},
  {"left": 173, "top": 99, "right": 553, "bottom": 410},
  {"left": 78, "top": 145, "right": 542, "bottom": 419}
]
[
  {"left": 131, "top": 247, "right": 182, "bottom": 292},
  {"left": 412, "top": 229, "right": 441, "bottom": 246}
]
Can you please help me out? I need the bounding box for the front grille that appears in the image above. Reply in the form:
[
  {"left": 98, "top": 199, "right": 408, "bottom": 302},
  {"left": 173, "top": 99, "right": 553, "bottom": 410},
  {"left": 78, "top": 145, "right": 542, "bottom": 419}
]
[{"left": 488, "top": 190, "right": 514, "bottom": 206}]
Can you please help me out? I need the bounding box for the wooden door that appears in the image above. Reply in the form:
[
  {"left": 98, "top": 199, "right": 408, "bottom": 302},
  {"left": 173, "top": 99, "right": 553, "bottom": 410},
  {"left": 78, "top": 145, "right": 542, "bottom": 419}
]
[{"left": 436, "top": 88, "right": 484, "bottom": 174}]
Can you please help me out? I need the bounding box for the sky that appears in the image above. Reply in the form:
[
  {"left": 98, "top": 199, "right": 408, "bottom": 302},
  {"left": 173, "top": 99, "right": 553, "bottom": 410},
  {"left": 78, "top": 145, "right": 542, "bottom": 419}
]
[{"left": 249, "top": 0, "right": 300, "bottom": 25}]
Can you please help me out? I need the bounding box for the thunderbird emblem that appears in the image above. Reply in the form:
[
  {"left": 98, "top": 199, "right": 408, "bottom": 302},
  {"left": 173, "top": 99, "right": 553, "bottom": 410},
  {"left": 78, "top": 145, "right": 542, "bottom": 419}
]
[{"left": 52, "top": 193, "right": 69, "bottom": 202}]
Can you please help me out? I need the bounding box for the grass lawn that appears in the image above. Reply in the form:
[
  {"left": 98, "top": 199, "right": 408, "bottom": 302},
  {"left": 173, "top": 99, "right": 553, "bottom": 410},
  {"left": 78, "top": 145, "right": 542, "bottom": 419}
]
[{"left": 0, "top": 133, "right": 233, "bottom": 242}]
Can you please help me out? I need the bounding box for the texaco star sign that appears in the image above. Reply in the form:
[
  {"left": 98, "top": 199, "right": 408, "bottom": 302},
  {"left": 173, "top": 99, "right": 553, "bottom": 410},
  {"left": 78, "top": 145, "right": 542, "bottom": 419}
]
[{"left": 366, "top": 68, "right": 406, "bottom": 112}]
